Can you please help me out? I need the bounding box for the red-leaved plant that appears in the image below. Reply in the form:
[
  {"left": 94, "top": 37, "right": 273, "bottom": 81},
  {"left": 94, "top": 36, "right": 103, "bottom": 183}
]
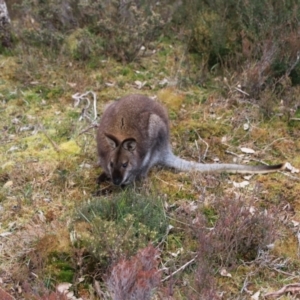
[{"left": 106, "top": 245, "right": 161, "bottom": 300}]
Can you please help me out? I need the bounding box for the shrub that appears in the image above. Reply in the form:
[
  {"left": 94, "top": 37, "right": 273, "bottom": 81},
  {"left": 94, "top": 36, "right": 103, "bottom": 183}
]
[
  {"left": 14, "top": 0, "right": 177, "bottom": 62},
  {"left": 74, "top": 189, "right": 168, "bottom": 272},
  {"left": 176, "top": 0, "right": 300, "bottom": 96},
  {"left": 194, "top": 195, "right": 278, "bottom": 295},
  {"left": 106, "top": 245, "right": 161, "bottom": 300},
  {"left": 78, "top": 0, "right": 167, "bottom": 62},
  {"left": 13, "top": 0, "right": 75, "bottom": 53}
]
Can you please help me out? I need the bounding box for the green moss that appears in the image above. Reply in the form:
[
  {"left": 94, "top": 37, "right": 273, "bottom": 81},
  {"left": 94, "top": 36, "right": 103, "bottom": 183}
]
[
  {"left": 176, "top": 120, "right": 228, "bottom": 139},
  {"left": 45, "top": 86, "right": 64, "bottom": 100},
  {"left": 23, "top": 90, "right": 42, "bottom": 104},
  {"left": 120, "top": 66, "right": 132, "bottom": 76},
  {"left": 201, "top": 206, "right": 218, "bottom": 225},
  {"left": 191, "top": 112, "right": 202, "bottom": 120},
  {"left": 158, "top": 48, "right": 169, "bottom": 57},
  {"left": 48, "top": 253, "right": 75, "bottom": 283},
  {"left": 169, "top": 110, "right": 178, "bottom": 120},
  {"left": 288, "top": 109, "right": 300, "bottom": 129},
  {"left": 1, "top": 161, "right": 15, "bottom": 171},
  {"left": 56, "top": 270, "right": 74, "bottom": 282},
  {"left": 2, "top": 132, "right": 81, "bottom": 164},
  {"left": 172, "top": 184, "right": 196, "bottom": 200},
  {"left": 166, "top": 234, "right": 184, "bottom": 251}
]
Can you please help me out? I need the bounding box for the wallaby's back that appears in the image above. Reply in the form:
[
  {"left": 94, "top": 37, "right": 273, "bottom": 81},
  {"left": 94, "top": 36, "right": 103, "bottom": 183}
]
[{"left": 98, "top": 94, "right": 169, "bottom": 141}]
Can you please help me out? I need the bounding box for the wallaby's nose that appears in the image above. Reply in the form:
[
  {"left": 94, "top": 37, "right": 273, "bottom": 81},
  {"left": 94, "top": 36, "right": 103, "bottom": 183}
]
[{"left": 112, "top": 177, "right": 122, "bottom": 186}]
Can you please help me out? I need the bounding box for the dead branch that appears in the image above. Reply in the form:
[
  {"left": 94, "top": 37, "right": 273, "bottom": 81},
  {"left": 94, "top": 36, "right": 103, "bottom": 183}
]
[
  {"left": 162, "top": 255, "right": 198, "bottom": 282},
  {"left": 72, "top": 91, "right": 98, "bottom": 123},
  {"left": 78, "top": 124, "right": 99, "bottom": 135},
  {"left": 265, "top": 283, "right": 300, "bottom": 298},
  {"left": 40, "top": 124, "right": 60, "bottom": 152}
]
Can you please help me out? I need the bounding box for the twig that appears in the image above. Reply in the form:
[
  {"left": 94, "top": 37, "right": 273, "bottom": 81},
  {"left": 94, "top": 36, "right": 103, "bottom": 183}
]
[
  {"left": 154, "top": 175, "right": 185, "bottom": 188},
  {"left": 234, "top": 87, "right": 250, "bottom": 96},
  {"left": 78, "top": 124, "right": 99, "bottom": 135},
  {"left": 297, "top": 230, "right": 300, "bottom": 257},
  {"left": 225, "top": 150, "right": 242, "bottom": 158},
  {"left": 92, "top": 91, "right": 97, "bottom": 120},
  {"left": 286, "top": 51, "right": 300, "bottom": 76},
  {"left": 194, "top": 130, "right": 209, "bottom": 161},
  {"left": 290, "top": 118, "right": 300, "bottom": 121},
  {"left": 279, "top": 171, "right": 300, "bottom": 181},
  {"left": 156, "top": 224, "right": 171, "bottom": 248},
  {"left": 265, "top": 283, "right": 300, "bottom": 298},
  {"left": 271, "top": 268, "right": 297, "bottom": 277},
  {"left": 248, "top": 158, "right": 274, "bottom": 166},
  {"left": 72, "top": 91, "right": 98, "bottom": 122},
  {"left": 273, "top": 51, "right": 300, "bottom": 89},
  {"left": 167, "top": 215, "right": 192, "bottom": 227},
  {"left": 162, "top": 255, "right": 198, "bottom": 282},
  {"left": 262, "top": 137, "right": 289, "bottom": 153},
  {"left": 94, "top": 280, "right": 107, "bottom": 299},
  {"left": 240, "top": 272, "right": 255, "bottom": 294},
  {"left": 40, "top": 125, "right": 60, "bottom": 152}
]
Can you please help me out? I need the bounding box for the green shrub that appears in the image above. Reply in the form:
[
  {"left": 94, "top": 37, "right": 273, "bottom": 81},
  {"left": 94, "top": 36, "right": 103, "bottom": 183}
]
[
  {"left": 74, "top": 189, "right": 168, "bottom": 271},
  {"left": 63, "top": 28, "right": 104, "bottom": 61},
  {"left": 15, "top": 0, "right": 176, "bottom": 62},
  {"left": 176, "top": 0, "right": 300, "bottom": 96}
]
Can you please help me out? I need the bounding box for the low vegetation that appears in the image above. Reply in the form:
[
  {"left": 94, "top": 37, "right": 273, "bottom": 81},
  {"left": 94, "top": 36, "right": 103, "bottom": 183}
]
[{"left": 1, "top": 0, "right": 300, "bottom": 299}]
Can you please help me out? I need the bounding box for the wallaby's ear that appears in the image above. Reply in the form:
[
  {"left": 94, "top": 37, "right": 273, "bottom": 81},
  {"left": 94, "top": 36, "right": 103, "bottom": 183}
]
[
  {"left": 122, "top": 139, "right": 136, "bottom": 152},
  {"left": 105, "top": 134, "right": 118, "bottom": 149}
]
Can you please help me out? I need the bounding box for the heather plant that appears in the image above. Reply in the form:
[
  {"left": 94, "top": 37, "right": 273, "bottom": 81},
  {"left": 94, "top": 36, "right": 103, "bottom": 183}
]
[
  {"left": 74, "top": 190, "right": 168, "bottom": 272},
  {"left": 194, "top": 195, "right": 278, "bottom": 296},
  {"left": 106, "top": 245, "right": 161, "bottom": 300}
]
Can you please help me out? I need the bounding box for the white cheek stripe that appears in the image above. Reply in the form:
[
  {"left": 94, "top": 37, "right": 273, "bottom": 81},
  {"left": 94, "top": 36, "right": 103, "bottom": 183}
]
[
  {"left": 141, "top": 152, "right": 151, "bottom": 168},
  {"left": 121, "top": 169, "right": 130, "bottom": 185}
]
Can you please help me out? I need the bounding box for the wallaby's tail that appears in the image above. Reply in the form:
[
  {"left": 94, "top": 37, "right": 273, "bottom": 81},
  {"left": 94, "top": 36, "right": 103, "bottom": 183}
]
[{"left": 163, "top": 153, "right": 285, "bottom": 174}]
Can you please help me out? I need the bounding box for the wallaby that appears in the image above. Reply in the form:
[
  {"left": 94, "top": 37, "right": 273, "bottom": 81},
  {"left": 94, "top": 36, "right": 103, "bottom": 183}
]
[{"left": 96, "top": 94, "right": 285, "bottom": 186}]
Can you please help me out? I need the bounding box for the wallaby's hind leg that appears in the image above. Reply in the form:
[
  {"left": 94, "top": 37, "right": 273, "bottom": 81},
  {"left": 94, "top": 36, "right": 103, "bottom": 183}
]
[{"left": 136, "top": 171, "right": 149, "bottom": 182}]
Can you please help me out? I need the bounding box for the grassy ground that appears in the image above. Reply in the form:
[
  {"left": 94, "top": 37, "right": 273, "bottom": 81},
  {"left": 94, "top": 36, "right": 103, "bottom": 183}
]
[{"left": 1, "top": 38, "right": 300, "bottom": 299}]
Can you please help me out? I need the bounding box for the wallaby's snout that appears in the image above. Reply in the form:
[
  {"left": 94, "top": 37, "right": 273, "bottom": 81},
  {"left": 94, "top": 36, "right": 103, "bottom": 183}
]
[
  {"left": 112, "top": 173, "right": 123, "bottom": 186},
  {"left": 110, "top": 161, "right": 129, "bottom": 185}
]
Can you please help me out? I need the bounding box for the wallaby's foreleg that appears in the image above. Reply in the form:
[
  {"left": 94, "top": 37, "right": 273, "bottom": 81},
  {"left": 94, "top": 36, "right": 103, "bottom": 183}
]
[{"left": 97, "top": 172, "right": 110, "bottom": 185}]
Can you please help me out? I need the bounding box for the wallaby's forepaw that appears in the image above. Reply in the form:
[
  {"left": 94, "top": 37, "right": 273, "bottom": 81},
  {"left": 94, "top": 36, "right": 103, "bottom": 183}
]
[{"left": 97, "top": 172, "right": 110, "bottom": 185}]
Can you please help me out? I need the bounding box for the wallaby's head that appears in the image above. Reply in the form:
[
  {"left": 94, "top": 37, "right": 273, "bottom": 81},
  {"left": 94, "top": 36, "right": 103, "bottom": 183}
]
[{"left": 104, "top": 134, "right": 138, "bottom": 185}]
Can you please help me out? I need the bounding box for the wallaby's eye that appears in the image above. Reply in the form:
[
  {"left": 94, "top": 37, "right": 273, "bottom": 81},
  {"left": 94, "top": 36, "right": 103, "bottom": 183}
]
[
  {"left": 110, "top": 162, "right": 114, "bottom": 168},
  {"left": 122, "top": 162, "right": 128, "bottom": 168}
]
